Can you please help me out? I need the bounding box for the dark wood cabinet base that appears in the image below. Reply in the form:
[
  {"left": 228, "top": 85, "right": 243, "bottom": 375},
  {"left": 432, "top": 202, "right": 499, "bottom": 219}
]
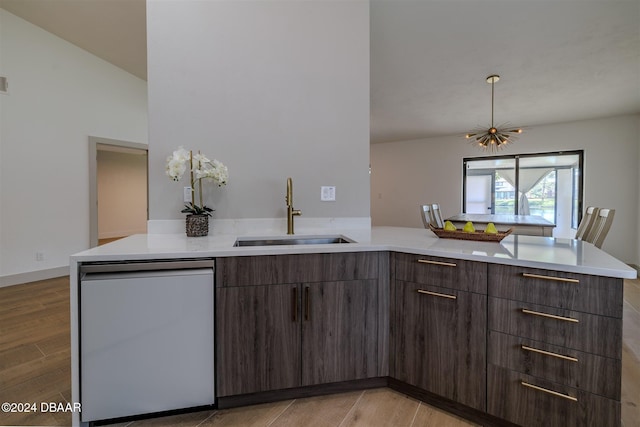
[
  {"left": 218, "top": 377, "right": 520, "bottom": 427},
  {"left": 388, "top": 378, "right": 519, "bottom": 427},
  {"left": 216, "top": 377, "right": 388, "bottom": 409}
]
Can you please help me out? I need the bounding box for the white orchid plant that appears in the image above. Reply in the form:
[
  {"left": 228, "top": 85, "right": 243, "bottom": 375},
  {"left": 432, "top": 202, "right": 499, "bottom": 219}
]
[{"left": 166, "top": 146, "right": 228, "bottom": 216}]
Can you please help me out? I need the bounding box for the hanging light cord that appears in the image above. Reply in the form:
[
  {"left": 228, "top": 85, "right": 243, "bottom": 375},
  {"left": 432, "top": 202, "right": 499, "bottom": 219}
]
[{"left": 490, "top": 77, "right": 495, "bottom": 128}]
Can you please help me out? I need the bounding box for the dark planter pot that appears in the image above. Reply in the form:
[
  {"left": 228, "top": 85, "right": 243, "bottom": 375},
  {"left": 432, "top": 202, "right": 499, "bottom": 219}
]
[{"left": 185, "top": 214, "right": 209, "bottom": 237}]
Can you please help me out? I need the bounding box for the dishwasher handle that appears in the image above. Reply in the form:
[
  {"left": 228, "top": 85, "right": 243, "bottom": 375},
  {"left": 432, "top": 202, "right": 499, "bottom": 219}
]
[{"left": 80, "top": 259, "right": 215, "bottom": 274}]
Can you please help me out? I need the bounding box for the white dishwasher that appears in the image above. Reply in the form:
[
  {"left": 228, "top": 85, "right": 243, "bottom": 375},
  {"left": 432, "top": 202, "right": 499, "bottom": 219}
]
[{"left": 80, "top": 260, "right": 215, "bottom": 422}]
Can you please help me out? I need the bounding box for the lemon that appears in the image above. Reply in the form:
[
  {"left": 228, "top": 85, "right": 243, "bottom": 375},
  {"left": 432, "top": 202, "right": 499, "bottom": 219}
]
[
  {"left": 463, "top": 221, "right": 476, "bottom": 233},
  {"left": 444, "top": 221, "right": 457, "bottom": 231},
  {"left": 484, "top": 223, "right": 498, "bottom": 234}
]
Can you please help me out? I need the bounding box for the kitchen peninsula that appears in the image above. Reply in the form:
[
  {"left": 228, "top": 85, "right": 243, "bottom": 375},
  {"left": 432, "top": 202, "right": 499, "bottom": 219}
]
[{"left": 70, "top": 226, "right": 636, "bottom": 427}]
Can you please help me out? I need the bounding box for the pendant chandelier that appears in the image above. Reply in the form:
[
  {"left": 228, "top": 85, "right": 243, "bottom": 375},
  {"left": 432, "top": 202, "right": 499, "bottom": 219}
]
[{"left": 465, "top": 75, "right": 522, "bottom": 152}]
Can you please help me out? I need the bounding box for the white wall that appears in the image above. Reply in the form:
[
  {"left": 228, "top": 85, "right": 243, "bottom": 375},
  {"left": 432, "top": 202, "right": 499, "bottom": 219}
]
[
  {"left": 0, "top": 10, "right": 148, "bottom": 283},
  {"left": 97, "top": 150, "right": 148, "bottom": 239},
  {"left": 371, "top": 114, "right": 640, "bottom": 265},
  {"left": 146, "top": 0, "right": 370, "bottom": 222}
]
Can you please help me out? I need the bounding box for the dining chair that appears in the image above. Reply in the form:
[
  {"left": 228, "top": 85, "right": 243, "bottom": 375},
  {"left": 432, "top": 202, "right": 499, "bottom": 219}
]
[
  {"left": 583, "top": 208, "right": 615, "bottom": 249},
  {"left": 430, "top": 203, "right": 445, "bottom": 229},
  {"left": 420, "top": 205, "right": 432, "bottom": 228},
  {"left": 575, "top": 206, "right": 599, "bottom": 240}
]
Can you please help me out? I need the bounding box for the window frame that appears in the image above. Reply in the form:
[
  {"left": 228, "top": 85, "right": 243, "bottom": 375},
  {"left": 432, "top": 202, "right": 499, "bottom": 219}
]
[{"left": 462, "top": 150, "right": 584, "bottom": 228}]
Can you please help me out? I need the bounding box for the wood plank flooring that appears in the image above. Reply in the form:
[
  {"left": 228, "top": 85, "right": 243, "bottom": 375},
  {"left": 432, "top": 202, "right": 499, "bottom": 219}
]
[
  {"left": 0, "top": 277, "right": 71, "bottom": 427},
  {"left": 1, "top": 276, "right": 639, "bottom": 427},
  {"left": 101, "top": 388, "right": 478, "bottom": 427}
]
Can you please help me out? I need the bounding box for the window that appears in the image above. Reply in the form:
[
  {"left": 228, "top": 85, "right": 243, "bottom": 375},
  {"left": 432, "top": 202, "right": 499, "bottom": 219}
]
[{"left": 462, "top": 151, "right": 583, "bottom": 238}]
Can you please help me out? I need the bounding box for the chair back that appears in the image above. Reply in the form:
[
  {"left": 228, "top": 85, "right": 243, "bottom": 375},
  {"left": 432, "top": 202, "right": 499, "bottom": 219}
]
[
  {"left": 430, "top": 203, "right": 445, "bottom": 229},
  {"left": 420, "top": 205, "right": 432, "bottom": 228},
  {"left": 584, "top": 208, "right": 615, "bottom": 249},
  {"left": 575, "top": 206, "right": 599, "bottom": 240}
]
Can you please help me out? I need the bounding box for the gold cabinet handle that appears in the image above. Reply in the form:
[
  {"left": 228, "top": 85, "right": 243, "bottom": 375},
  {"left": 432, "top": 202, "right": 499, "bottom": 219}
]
[
  {"left": 417, "top": 289, "right": 457, "bottom": 300},
  {"left": 521, "top": 381, "right": 578, "bottom": 402},
  {"left": 292, "top": 287, "right": 298, "bottom": 322},
  {"left": 417, "top": 259, "right": 457, "bottom": 267},
  {"left": 522, "top": 273, "right": 579, "bottom": 284},
  {"left": 521, "top": 308, "right": 579, "bottom": 323},
  {"left": 521, "top": 345, "right": 578, "bottom": 362},
  {"left": 304, "top": 286, "right": 310, "bottom": 321}
]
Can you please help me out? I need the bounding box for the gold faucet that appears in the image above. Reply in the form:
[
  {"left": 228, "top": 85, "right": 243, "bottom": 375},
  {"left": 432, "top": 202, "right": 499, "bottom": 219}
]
[{"left": 286, "top": 177, "right": 302, "bottom": 234}]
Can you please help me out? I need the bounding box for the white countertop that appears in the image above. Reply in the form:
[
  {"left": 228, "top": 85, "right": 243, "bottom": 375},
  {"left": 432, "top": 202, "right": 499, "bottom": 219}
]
[{"left": 71, "top": 226, "right": 637, "bottom": 279}]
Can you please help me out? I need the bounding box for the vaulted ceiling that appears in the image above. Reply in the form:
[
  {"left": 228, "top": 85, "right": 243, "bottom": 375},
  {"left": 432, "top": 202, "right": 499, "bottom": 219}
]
[
  {"left": 2, "top": 0, "right": 639, "bottom": 144},
  {"left": 0, "top": 0, "right": 147, "bottom": 79}
]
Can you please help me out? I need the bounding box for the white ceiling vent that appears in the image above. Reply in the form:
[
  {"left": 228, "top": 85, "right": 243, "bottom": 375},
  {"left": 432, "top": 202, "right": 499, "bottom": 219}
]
[{"left": 0, "top": 76, "right": 8, "bottom": 94}]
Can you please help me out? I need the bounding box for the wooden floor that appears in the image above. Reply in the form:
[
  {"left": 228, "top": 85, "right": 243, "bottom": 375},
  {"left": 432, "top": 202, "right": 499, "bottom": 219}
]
[
  {"left": 1, "top": 276, "right": 639, "bottom": 427},
  {"left": 98, "top": 237, "right": 126, "bottom": 246},
  {"left": 102, "top": 388, "right": 478, "bottom": 427},
  {"left": 0, "top": 277, "right": 72, "bottom": 427}
]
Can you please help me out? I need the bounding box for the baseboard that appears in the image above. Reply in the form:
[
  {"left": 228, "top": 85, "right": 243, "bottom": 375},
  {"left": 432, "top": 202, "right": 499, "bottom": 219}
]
[
  {"left": 387, "top": 378, "right": 518, "bottom": 427},
  {"left": 0, "top": 266, "right": 69, "bottom": 288},
  {"left": 217, "top": 377, "right": 388, "bottom": 409}
]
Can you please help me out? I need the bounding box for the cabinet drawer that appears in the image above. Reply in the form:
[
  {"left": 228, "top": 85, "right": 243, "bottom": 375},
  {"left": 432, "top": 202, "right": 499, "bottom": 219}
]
[
  {"left": 488, "top": 264, "right": 622, "bottom": 318},
  {"left": 488, "top": 298, "right": 622, "bottom": 359},
  {"left": 488, "top": 331, "right": 621, "bottom": 400},
  {"left": 217, "top": 252, "right": 378, "bottom": 286},
  {"left": 393, "top": 253, "right": 486, "bottom": 293},
  {"left": 488, "top": 365, "right": 620, "bottom": 427}
]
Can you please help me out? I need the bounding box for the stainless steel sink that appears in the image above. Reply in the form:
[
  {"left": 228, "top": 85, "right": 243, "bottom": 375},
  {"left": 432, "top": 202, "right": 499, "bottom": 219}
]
[{"left": 234, "top": 235, "right": 355, "bottom": 247}]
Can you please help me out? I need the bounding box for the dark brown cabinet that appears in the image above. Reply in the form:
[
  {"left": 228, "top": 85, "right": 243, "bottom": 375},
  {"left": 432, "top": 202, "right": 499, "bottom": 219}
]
[
  {"left": 301, "top": 279, "right": 378, "bottom": 386},
  {"left": 487, "top": 365, "right": 620, "bottom": 427},
  {"left": 216, "top": 252, "right": 379, "bottom": 397},
  {"left": 215, "top": 250, "right": 625, "bottom": 427},
  {"left": 216, "top": 284, "right": 301, "bottom": 396},
  {"left": 391, "top": 253, "right": 487, "bottom": 411},
  {"left": 486, "top": 264, "right": 623, "bottom": 427}
]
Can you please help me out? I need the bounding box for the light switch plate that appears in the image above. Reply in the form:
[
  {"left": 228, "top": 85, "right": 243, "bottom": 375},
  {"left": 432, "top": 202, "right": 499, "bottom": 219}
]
[
  {"left": 321, "top": 186, "right": 336, "bottom": 201},
  {"left": 183, "top": 186, "right": 192, "bottom": 203}
]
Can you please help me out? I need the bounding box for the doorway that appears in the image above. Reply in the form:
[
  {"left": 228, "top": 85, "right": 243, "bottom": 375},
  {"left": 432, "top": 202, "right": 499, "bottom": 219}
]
[{"left": 89, "top": 137, "right": 148, "bottom": 247}]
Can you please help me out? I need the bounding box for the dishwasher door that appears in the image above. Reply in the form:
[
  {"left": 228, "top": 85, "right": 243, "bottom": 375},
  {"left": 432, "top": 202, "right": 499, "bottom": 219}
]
[{"left": 80, "top": 263, "right": 214, "bottom": 422}]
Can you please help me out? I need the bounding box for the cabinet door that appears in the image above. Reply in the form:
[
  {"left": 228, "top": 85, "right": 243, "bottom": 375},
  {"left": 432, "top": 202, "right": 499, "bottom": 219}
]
[
  {"left": 301, "top": 280, "right": 378, "bottom": 386},
  {"left": 393, "top": 280, "right": 486, "bottom": 411},
  {"left": 216, "top": 284, "right": 301, "bottom": 396}
]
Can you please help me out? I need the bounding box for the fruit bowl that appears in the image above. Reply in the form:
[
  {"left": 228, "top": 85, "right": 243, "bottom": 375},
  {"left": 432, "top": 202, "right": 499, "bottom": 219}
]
[{"left": 429, "top": 224, "right": 513, "bottom": 242}]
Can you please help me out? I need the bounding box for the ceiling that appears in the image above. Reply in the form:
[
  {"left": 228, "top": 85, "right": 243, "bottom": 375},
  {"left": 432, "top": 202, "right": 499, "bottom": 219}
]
[
  {"left": 0, "top": 0, "right": 147, "bottom": 79},
  {"left": 2, "top": 0, "right": 639, "bottom": 144}
]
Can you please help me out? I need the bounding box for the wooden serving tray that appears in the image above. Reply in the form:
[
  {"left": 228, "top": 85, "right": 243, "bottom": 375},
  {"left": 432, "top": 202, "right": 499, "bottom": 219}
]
[{"left": 429, "top": 224, "right": 513, "bottom": 242}]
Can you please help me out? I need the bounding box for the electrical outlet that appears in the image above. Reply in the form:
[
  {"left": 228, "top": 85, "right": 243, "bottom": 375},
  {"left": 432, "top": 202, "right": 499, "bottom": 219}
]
[
  {"left": 183, "top": 186, "right": 192, "bottom": 203},
  {"left": 321, "top": 186, "right": 336, "bottom": 201},
  {"left": 36, "top": 252, "right": 44, "bottom": 261}
]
